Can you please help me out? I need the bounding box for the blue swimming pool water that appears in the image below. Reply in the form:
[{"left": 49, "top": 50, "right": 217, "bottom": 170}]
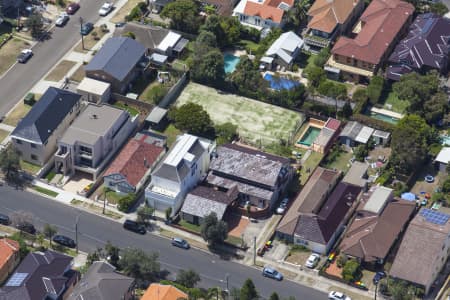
[
  {"left": 224, "top": 54, "right": 240, "bottom": 74},
  {"left": 263, "top": 73, "right": 300, "bottom": 90},
  {"left": 370, "top": 112, "right": 399, "bottom": 125}
]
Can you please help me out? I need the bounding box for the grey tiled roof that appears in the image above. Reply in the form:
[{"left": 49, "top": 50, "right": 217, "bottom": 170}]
[
  {"left": 339, "top": 121, "right": 363, "bottom": 140},
  {"left": 85, "top": 37, "right": 146, "bottom": 81},
  {"left": 181, "top": 188, "right": 230, "bottom": 220},
  {"left": 11, "top": 88, "right": 81, "bottom": 144},
  {"left": 68, "top": 261, "right": 134, "bottom": 300}
]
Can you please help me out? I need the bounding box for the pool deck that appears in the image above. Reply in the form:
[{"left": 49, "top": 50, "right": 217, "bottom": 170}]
[
  {"left": 224, "top": 49, "right": 247, "bottom": 57},
  {"left": 371, "top": 107, "right": 404, "bottom": 119}
]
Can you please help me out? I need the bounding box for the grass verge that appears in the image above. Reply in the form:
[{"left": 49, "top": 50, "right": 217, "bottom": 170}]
[
  {"left": 70, "top": 198, "right": 123, "bottom": 219},
  {"left": 74, "top": 28, "right": 107, "bottom": 52},
  {"left": 0, "top": 129, "right": 9, "bottom": 143},
  {"left": 111, "top": 0, "right": 142, "bottom": 23},
  {"left": 32, "top": 186, "right": 59, "bottom": 197},
  {"left": 45, "top": 60, "right": 76, "bottom": 81},
  {"left": 0, "top": 38, "right": 29, "bottom": 75},
  {"left": 70, "top": 65, "right": 85, "bottom": 82},
  {"left": 3, "top": 103, "right": 32, "bottom": 126}
]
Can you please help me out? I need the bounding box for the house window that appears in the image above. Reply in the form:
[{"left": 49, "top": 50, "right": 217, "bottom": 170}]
[
  {"left": 79, "top": 145, "right": 92, "bottom": 155},
  {"left": 31, "top": 143, "right": 36, "bottom": 148},
  {"left": 346, "top": 57, "right": 351, "bottom": 64},
  {"left": 296, "top": 239, "right": 308, "bottom": 246},
  {"left": 31, "top": 154, "right": 38, "bottom": 161},
  {"left": 15, "top": 139, "right": 22, "bottom": 144}
]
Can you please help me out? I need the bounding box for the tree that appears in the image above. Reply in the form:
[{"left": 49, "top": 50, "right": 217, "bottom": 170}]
[
  {"left": 161, "top": 0, "right": 201, "bottom": 34},
  {"left": 200, "top": 212, "right": 228, "bottom": 246},
  {"left": 105, "top": 241, "right": 120, "bottom": 267},
  {"left": 313, "top": 47, "right": 330, "bottom": 68},
  {"left": 240, "top": 278, "right": 258, "bottom": 300},
  {"left": 0, "top": 145, "right": 21, "bottom": 183},
  {"left": 342, "top": 260, "right": 361, "bottom": 282},
  {"left": 354, "top": 144, "right": 368, "bottom": 162},
  {"left": 304, "top": 65, "right": 325, "bottom": 88},
  {"left": 25, "top": 12, "right": 45, "bottom": 39},
  {"left": 442, "top": 178, "right": 450, "bottom": 193},
  {"left": 430, "top": 2, "right": 449, "bottom": 16},
  {"left": 119, "top": 248, "right": 160, "bottom": 284},
  {"left": 215, "top": 122, "right": 238, "bottom": 145},
  {"left": 341, "top": 101, "right": 353, "bottom": 118},
  {"left": 43, "top": 224, "right": 57, "bottom": 247},
  {"left": 117, "top": 194, "right": 135, "bottom": 212},
  {"left": 176, "top": 269, "right": 201, "bottom": 288},
  {"left": 231, "top": 56, "right": 267, "bottom": 98},
  {"left": 195, "top": 30, "right": 218, "bottom": 52},
  {"left": 165, "top": 207, "right": 172, "bottom": 221},
  {"left": 137, "top": 206, "right": 155, "bottom": 225},
  {"left": 352, "top": 88, "right": 368, "bottom": 103},
  {"left": 286, "top": 0, "right": 312, "bottom": 28},
  {"left": 9, "top": 233, "right": 30, "bottom": 259},
  {"left": 366, "top": 76, "right": 384, "bottom": 104},
  {"left": 201, "top": 15, "right": 226, "bottom": 46},
  {"left": 390, "top": 114, "right": 431, "bottom": 174},
  {"left": 191, "top": 49, "right": 225, "bottom": 86},
  {"left": 219, "top": 16, "right": 241, "bottom": 47},
  {"left": 169, "top": 103, "right": 215, "bottom": 138},
  {"left": 424, "top": 92, "right": 447, "bottom": 124},
  {"left": 269, "top": 292, "right": 280, "bottom": 300},
  {"left": 86, "top": 247, "right": 102, "bottom": 266}
]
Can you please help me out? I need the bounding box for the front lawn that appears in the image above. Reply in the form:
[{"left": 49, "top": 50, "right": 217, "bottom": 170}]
[
  {"left": 3, "top": 103, "right": 32, "bottom": 126},
  {"left": 105, "top": 189, "right": 129, "bottom": 205},
  {"left": 383, "top": 90, "right": 409, "bottom": 114},
  {"left": 45, "top": 60, "right": 76, "bottom": 82},
  {"left": 178, "top": 219, "right": 201, "bottom": 233},
  {"left": 20, "top": 159, "right": 41, "bottom": 174}
]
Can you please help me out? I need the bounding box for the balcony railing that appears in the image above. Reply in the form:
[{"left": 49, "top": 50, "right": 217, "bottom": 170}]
[{"left": 304, "top": 34, "right": 331, "bottom": 48}]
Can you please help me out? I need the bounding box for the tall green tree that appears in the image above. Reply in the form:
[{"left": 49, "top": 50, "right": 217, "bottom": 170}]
[
  {"left": 191, "top": 49, "right": 225, "bottom": 86},
  {"left": 200, "top": 212, "right": 228, "bottom": 246},
  {"left": 390, "top": 115, "right": 431, "bottom": 174},
  {"left": 430, "top": 2, "right": 449, "bottom": 16},
  {"left": 201, "top": 15, "right": 226, "bottom": 45},
  {"left": 342, "top": 260, "right": 361, "bottom": 282},
  {"left": 219, "top": 17, "right": 241, "bottom": 47},
  {"left": 161, "top": 0, "right": 201, "bottom": 34},
  {"left": 137, "top": 206, "right": 155, "bottom": 225},
  {"left": 119, "top": 248, "right": 160, "bottom": 284},
  {"left": 43, "top": 224, "right": 57, "bottom": 247},
  {"left": 176, "top": 269, "right": 201, "bottom": 288},
  {"left": 424, "top": 92, "right": 447, "bottom": 124},
  {"left": 0, "top": 145, "right": 21, "bottom": 183},
  {"left": 366, "top": 75, "right": 384, "bottom": 104},
  {"left": 169, "top": 103, "right": 215, "bottom": 138},
  {"left": 25, "top": 12, "right": 45, "bottom": 39},
  {"left": 240, "top": 278, "right": 258, "bottom": 300},
  {"left": 231, "top": 56, "right": 267, "bottom": 98},
  {"left": 304, "top": 65, "right": 325, "bottom": 88},
  {"left": 313, "top": 47, "right": 331, "bottom": 68}
]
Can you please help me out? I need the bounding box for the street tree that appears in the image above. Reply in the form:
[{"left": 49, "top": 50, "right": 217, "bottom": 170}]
[
  {"left": 43, "top": 224, "right": 57, "bottom": 247},
  {"left": 200, "top": 212, "right": 228, "bottom": 246},
  {"left": 176, "top": 269, "right": 201, "bottom": 288},
  {"left": 25, "top": 12, "right": 45, "bottom": 39},
  {"left": 136, "top": 206, "right": 155, "bottom": 225},
  {"left": 161, "top": 0, "right": 201, "bottom": 34},
  {"left": 240, "top": 278, "right": 258, "bottom": 300},
  {"left": 169, "top": 103, "right": 215, "bottom": 139},
  {"left": 119, "top": 248, "right": 160, "bottom": 285},
  {"left": 105, "top": 241, "right": 120, "bottom": 267},
  {"left": 390, "top": 114, "right": 431, "bottom": 175},
  {"left": 0, "top": 145, "right": 21, "bottom": 183}
]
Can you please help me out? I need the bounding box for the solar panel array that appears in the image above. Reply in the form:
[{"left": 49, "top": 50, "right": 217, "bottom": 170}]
[
  {"left": 5, "top": 273, "right": 28, "bottom": 287},
  {"left": 420, "top": 208, "right": 450, "bottom": 225}
]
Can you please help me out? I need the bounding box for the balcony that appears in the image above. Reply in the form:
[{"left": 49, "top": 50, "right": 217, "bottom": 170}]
[{"left": 304, "top": 33, "right": 331, "bottom": 49}]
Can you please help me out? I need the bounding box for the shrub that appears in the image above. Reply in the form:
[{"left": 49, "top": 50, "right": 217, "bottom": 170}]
[
  {"left": 117, "top": 194, "right": 136, "bottom": 212},
  {"left": 146, "top": 85, "right": 167, "bottom": 104},
  {"left": 336, "top": 254, "right": 347, "bottom": 268},
  {"left": 342, "top": 260, "right": 361, "bottom": 282}
]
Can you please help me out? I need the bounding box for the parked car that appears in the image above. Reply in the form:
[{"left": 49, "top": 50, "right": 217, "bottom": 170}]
[
  {"left": 99, "top": 2, "right": 113, "bottom": 16},
  {"left": 66, "top": 2, "right": 80, "bottom": 14},
  {"left": 262, "top": 267, "right": 283, "bottom": 281},
  {"left": 16, "top": 222, "right": 36, "bottom": 235},
  {"left": 276, "top": 198, "right": 289, "bottom": 214},
  {"left": 115, "top": 22, "right": 126, "bottom": 27},
  {"left": 372, "top": 271, "right": 386, "bottom": 284},
  {"left": 80, "top": 22, "right": 94, "bottom": 35},
  {"left": 123, "top": 219, "right": 146, "bottom": 234},
  {"left": 0, "top": 213, "right": 10, "bottom": 225},
  {"left": 53, "top": 235, "right": 76, "bottom": 248},
  {"left": 171, "top": 237, "right": 190, "bottom": 249},
  {"left": 55, "top": 13, "right": 69, "bottom": 27},
  {"left": 17, "top": 49, "right": 33, "bottom": 63},
  {"left": 305, "top": 253, "right": 320, "bottom": 268},
  {"left": 328, "top": 291, "right": 351, "bottom": 300}
]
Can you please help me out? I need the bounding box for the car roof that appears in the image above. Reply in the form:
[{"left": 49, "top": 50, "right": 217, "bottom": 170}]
[
  {"left": 332, "top": 291, "right": 344, "bottom": 296},
  {"left": 173, "top": 237, "right": 184, "bottom": 242}
]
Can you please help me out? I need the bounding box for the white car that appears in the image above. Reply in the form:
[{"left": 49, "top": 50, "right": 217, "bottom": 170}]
[
  {"left": 99, "top": 2, "right": 113, "bottom": 16},
  {"left": 276, "top": 198, "right": 289, "bottom": 214},
  {"left": 328, "top": 291, "right": 351, "bottom": 300},
  {"left": 55, "top": 12, "right": 69, "bottom": 27},
  {"left": 305, "top": 253, "right": 320, "bottom": 268}
]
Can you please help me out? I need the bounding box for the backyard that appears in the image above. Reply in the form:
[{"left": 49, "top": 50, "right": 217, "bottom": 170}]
[
  {"left": 382, "top": 90, "right": 409, "bottom": 114},
  {"left": 176, "top": 83, "right": 304, "bottom": 146}
]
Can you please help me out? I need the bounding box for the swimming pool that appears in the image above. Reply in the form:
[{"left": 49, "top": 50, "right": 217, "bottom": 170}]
[
  {"left": 224, "top": 54, "right": 240, "bottom": 74},
  {"left": 264, "top": 73, "right": 300, "bottom": 90},
  {"left": 370, "top": 112, "right": 399, "bottom": 125},
  {"left": 297, "top": 126, "right": 321, "bottom": 146}
]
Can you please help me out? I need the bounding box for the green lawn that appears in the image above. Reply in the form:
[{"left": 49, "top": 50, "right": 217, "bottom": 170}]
[
  {"left": 322, "top": 148, "right": 353, "bottom": 173},
  {"left": 45, "top": 171, "right": 56, "bottom": 182},
  {"left": 239, "top": 39, "right": 259, "bottom": 53},
  {"left": 113, "top": 102, "right": 139, "bottom": 117},
  {"left": 383, "top": 90, "right": 409, "bottom": 114},
  {"left": 32, "top": 186, "right": 59, "bottom": 197},
  {"left": 105, "top": 190, "right": 129, "bottom": 205},
  {"left": 178, "top": 220, "right": 201, "bottom": 233},
  {"left": 299, "top": 152, "right": 324, "bottom": 185},
  {"left": 158, "top": 124, "right": 182, "bottom": 147},
  {"left": 20, "top": 160, "right": 41, "bottom": 174}
]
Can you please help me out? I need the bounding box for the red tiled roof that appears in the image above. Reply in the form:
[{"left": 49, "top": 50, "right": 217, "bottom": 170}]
[
  {"left": 331, "top": 0, "right": 414, "bottom": 65},
  {"left": 307, "top": 0, "right": 361, "bottom": 33},
  {"left": 325, "top": 118, "right": 341, "bottom": 131},
  {"left": 243, "top": 0, "right": 294, "bottom": 23},
  {"left": 0, "top": 238, "right": 19, "bottom": 269},
  {"left": 104, "top": 136, "right": 165, "bottom": 187}
]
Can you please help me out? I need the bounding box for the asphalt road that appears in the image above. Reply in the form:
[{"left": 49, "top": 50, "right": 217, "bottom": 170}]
[
  {"left": 0, "top": 186, "right": 326, "bottom": 299},
  {"left": 0, "top": 0, "right": 106, "bottom": 117}
]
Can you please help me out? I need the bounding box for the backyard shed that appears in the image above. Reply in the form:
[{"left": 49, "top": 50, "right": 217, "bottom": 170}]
[
  {"left": 342, "top": 161, "right": 369, "bottom": 190},
  {"left": 360, "top": 186, "right": 393, "bottom": 214},
  {"left": 372, "top": 130, "right": 390, "bottom": 145},
  {"left": 435, "top": 147, "right": 450, "bottom": 172},
  {"left": 145, "top": 106, "right": 168, "bottom": 130},
  {"left": 76, "top": 77, "right": 111, "bottom": 103}
]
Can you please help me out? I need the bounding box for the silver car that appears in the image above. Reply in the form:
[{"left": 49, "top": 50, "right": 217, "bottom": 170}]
[{"left": 55, "top": 13, "right": 69, "bottom": 27}]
